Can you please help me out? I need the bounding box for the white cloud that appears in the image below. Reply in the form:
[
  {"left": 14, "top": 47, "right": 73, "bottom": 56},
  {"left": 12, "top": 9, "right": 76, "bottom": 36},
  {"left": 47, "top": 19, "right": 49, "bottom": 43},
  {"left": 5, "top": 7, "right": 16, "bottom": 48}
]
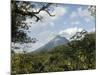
[
  {"left": 51, "top": 6, "right": 67, "bottom": 19},
  {"left": 27, "top": 31, "right": 56, "bottom": 51},
  {"left": 70, "top": 7, "right": 93, "bottom": 22},
  {"left": 50, "top": 22, "right": 55, "bottom": 27},
  {"left": 23, "top": 6, "right": 67, "bottom": 51},
  {"left": 89, "top": 27, "right": 95, "bottom": 32},
  {"left": 71, "top": 21, "right": 80, "bottom": 25},
  {"left": 77, "top": 7, "right": 90, "bottom": 17},
  {"left": 25, "top": 6, "right": 67, "bottom": 29},
  {"left": 35, "top": 6, "right": 67, "bottom": 22},
  {"left": 28, "top": 42, "right": 44, "bottom": 52},
  {"left": 37, "top": 31, "right": 56, "bottom": 42},
  {"left": 70, "top": 12, "right": 77, "bottom": 18},
  {"left": 12, "top": 41, "right": 44, "bottom": 52},
  {"left": 78, "top": 7, "right": 93, "bottom": 22},
  {"left": 59, "top": 27, "right": 83, "bottom": 39}
]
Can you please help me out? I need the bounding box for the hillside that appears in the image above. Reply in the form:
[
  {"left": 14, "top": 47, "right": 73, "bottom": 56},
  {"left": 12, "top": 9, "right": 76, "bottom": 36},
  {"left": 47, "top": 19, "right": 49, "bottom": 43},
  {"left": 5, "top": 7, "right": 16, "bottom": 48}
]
[
  {"left": 34, "top": 35, "right": 69, "bottom": 52},
  {"left": 11, "top": 32, "right": 96, "bottom": 74}
]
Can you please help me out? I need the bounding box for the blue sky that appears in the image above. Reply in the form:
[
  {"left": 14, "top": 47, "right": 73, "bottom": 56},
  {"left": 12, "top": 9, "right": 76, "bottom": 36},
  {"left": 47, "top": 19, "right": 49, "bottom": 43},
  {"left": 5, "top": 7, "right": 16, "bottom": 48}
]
[{"left": 15, "top": 2, "right": 96, "bottom": 52}]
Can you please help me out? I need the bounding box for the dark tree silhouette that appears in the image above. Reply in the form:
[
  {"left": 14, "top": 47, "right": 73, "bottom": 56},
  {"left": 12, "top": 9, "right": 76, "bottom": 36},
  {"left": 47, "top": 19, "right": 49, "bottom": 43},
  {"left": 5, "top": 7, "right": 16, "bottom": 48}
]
[
  {"left": 11, "top": 0, "right": 55, "bottom": 44},
  {"left": 70, "top": 30, "right": 87, "bottom": 40}
]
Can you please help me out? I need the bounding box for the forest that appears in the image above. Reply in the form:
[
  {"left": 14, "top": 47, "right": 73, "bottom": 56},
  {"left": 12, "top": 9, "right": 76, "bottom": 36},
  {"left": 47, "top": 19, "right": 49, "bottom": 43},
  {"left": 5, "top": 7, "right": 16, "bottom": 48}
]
[
  {"left": 11, "top": 32, "right": 96, "bottom": 74},
  {"left": 11, "top": 1, "right": 96, "bottom": 75}
]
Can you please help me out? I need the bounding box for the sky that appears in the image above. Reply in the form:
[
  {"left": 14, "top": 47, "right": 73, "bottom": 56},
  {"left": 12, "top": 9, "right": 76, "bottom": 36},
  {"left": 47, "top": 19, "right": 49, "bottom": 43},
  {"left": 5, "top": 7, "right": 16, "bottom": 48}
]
[{"left": 13, "top": 2, "right": 96, "bottom": 52}]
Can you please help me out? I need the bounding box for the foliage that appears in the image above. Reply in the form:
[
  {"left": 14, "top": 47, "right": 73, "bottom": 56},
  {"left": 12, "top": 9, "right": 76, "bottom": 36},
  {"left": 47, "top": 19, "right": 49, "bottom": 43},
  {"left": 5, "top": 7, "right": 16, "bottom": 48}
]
[
  {"left": 11, "top": 32, "right": 96, "bottom": 74},
  {"left": 11, "top": 0, "right": 55, "bottom": 44},
  {"left": 88, "top": 5, "right": 96, "bottom": 16}
]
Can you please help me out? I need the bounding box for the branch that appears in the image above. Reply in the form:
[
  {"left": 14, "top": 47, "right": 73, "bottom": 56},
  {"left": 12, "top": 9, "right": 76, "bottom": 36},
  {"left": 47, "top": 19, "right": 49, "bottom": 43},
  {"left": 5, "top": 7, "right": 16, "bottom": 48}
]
[
  {"left": 33, "top": 14, "right": 41, "bottom": 22},
  {"left": 34, "top": 3, "right": 52, "bottom": 14},
  {"left": 44, "top": 10, "right": 55, "bottom": 16},
  {"left": 15, "top": 3, "right": 55, "bottom": 22}
]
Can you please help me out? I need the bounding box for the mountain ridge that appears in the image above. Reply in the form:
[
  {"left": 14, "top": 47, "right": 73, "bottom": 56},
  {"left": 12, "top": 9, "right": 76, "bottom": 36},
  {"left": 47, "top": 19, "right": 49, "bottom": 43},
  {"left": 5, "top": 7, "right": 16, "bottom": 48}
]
[{"left": 33, "top": 35, "right": 69, "bottom": 53}]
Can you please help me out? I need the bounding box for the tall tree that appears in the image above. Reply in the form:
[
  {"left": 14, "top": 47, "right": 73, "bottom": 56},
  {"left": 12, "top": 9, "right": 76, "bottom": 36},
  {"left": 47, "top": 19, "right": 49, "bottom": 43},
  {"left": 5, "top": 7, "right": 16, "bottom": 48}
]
[{"left": 11, "top": 0, "right": 55, "bottom": 44}]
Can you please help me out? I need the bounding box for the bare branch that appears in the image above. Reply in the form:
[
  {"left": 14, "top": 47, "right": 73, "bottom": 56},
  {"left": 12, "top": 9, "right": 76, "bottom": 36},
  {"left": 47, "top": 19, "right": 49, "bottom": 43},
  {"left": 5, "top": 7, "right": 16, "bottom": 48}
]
[
  {"left": 44, "top": 10, "right": 55, "bottom": 16},
  {"left": 15, "top": 3, "right": 55, "bottom": 22}
]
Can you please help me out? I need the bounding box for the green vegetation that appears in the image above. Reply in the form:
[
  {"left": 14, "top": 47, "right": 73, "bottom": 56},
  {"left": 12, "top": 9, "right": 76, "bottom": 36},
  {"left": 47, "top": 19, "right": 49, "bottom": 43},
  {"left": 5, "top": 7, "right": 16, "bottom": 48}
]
[
  {"left": 11, "top": 1, "right": 96, "bottom": 74},
  {"left": 11, "top": 32, "right": 96, "bottom": 74}
]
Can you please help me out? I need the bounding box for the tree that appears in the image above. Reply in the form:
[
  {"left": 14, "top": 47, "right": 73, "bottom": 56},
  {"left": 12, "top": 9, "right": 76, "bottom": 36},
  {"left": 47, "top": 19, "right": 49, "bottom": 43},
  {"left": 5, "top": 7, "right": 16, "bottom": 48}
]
[
  {"left": 88, "top": 5, "right": 96, "bottom": 16},
  {"left": 11, "top": 0, "right": 55, "bottom": 44},
  {"left": 70, "top": 30, "right": 87, "bottom": 40}
]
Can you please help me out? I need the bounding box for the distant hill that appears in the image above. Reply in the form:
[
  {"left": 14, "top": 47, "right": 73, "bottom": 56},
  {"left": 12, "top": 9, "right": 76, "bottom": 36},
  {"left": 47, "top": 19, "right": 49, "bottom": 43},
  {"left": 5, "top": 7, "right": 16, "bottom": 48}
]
[
  {"left": 12, "top": 32, "right": 96, "bottom": 74},
  {"left": 34, "top": 35, "right": 69, "bottom": 52}
]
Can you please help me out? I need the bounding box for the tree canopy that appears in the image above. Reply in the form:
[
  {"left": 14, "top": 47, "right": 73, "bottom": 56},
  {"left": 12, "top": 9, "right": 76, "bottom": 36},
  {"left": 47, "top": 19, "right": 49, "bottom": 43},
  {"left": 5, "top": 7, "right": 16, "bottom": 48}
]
[
  {"left": 11, "top": 0, "right": 55, "bottom": 44},
  {"left": 11, "top": 32, "right": 96, "bottom": 74}
]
